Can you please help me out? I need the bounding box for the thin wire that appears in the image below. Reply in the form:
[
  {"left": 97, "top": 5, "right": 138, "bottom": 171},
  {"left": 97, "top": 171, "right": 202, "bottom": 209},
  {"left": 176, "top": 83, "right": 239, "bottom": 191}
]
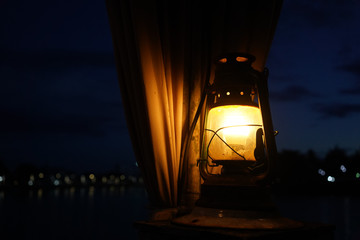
[
  {"left": 206, "top": 128, "right": 246, "bottom": 161},
  {"left": 205, "top": 124, "right": 262, "bottom": 161}
]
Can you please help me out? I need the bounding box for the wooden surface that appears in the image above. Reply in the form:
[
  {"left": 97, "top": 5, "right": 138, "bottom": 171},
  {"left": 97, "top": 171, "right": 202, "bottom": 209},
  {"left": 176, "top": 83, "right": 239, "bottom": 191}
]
[{"left": 135, "top": 220, "right": 335, "bottom": 240}]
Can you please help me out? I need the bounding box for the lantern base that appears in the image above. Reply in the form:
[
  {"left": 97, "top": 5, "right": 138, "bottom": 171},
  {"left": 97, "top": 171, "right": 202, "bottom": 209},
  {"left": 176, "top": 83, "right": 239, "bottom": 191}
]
[
  {"left": 173, "top": 177, "right": 303, "bottom": 230},
  {"left": 196, "top": 176, "right": 274, "bottom": 210},
  {"left": 172, "top": 206, "right": 303, "bottom": 229}
]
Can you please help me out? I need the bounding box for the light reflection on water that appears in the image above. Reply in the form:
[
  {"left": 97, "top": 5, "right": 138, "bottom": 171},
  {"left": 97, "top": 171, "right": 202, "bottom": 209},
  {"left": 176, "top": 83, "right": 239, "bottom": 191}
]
[
  {"left": 0, "top": 186, "right": 149, "bottom": 240},
  {"left": 273, "top": 194, "right": 360, "bottom": 240},
  {"left": 0, "top": 187, "right": 359, "bottom": 240}
]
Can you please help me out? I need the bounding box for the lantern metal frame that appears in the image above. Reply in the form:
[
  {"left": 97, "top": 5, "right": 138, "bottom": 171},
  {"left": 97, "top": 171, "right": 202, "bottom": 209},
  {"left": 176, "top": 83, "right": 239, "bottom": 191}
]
[{"left": 198, "top": 53, "right": 272, "bottom": 180}]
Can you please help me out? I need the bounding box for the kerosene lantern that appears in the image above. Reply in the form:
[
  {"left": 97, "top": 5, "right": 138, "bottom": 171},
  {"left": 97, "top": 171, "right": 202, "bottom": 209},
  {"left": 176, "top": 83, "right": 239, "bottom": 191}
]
[{"left": 173, "top": 53, "right": 302, "bottom": 229}]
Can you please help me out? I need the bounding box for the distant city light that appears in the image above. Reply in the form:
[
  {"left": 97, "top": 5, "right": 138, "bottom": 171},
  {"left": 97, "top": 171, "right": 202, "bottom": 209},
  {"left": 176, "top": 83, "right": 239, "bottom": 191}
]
[
  {"left": 88, "top": 186, "right": 95, "bottom": 198},
  {"left": 327, "top": 176, "right": 335, "bottom": 182},
  {"left": 70, "top": 187, "right": 76, "bottom": 196},
  {"left": 37, "top": 189, "right": 43, "bottom": 199},
  {"left": 356, "top": 173, "right": 360, "bottom": 179},
  {"left": 340, "top": 165, "right": 347, "bottom": 173},
  {"left": 89, "top": 174, "right": 96, "bottom": 183},
  {"left": 318, "top": 169, "right": 326, "bottom": 176},
  {"left": 129, "top": 176, "right": 137, "bottom": 183},
  {"left": 64, "top": 176, "right": 71, "bottom": 184},
  {"left": 101, "top": 176, "right": 107, "bottom": 184},
  {"left": 80, "top": 175, "right": 86, "bottom": 184},
  {"left": 28, "top": 180, "right": 34, "bottom": 186},
  {"left": 0, "top": 170, "right": 142, "bottom": 188},
  {"left": 114, "top": 177, "right": 120, "bottom": 184}
]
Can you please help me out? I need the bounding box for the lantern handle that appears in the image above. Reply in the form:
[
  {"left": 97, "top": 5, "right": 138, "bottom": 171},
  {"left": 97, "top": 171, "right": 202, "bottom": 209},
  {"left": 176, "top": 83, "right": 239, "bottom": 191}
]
[{"left": 253, "top": 68, "right": 278, "bottom": 184}]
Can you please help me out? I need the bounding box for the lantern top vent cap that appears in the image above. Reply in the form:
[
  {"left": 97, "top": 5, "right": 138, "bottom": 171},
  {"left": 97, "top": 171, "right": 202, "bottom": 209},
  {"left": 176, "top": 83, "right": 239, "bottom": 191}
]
[{"left": 215, "top": 53, "right": 255, "bottom": 66}]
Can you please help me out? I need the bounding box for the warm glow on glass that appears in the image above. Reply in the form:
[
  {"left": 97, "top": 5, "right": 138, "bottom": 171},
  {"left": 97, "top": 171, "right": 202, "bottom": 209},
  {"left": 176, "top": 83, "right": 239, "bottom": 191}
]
[
  {"left": 236, "top": 56, "right": 248, "bottom": 62},
  {"left": 206, "top": 105, "right": 263, "bottom": 161}
]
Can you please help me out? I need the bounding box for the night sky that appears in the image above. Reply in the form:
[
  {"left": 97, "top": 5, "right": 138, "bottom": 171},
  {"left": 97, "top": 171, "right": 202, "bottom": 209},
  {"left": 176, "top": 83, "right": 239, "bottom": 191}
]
[{"left": 1, "top": 1, "right": 360, "bottom": 173}]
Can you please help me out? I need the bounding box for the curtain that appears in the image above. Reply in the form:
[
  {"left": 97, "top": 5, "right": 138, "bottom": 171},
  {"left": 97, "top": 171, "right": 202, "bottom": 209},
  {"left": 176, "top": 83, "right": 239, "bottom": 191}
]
[{"left": 106, "top": 0, "right": 282, "bottom": 208}]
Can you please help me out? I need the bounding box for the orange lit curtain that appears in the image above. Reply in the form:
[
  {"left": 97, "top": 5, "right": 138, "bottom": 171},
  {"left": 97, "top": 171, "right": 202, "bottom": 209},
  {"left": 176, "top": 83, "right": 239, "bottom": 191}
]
[{"left": 106, "top": 0, "right": 282, "bottom": 208}]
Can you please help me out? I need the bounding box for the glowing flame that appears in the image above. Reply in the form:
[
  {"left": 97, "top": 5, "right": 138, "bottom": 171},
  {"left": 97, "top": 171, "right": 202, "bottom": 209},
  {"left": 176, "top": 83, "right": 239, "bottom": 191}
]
[{"left": 206, "top": 105, "right": 263, "bottom": 161}]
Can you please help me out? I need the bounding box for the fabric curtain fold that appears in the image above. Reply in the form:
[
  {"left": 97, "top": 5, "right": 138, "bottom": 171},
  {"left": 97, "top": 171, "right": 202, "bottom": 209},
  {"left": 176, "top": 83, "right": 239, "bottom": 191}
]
[{"left": 106, "top": 0, "right": 282, "bottom": 208}]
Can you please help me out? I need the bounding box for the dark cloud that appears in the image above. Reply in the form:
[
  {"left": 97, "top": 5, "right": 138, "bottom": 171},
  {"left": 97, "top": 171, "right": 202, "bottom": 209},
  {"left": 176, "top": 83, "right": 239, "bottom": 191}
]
[
  {"left": 267, "top": 71, "right": 304, "bottom": 83},
  {"left": 0, "top": 1, "right": 113, "bottom": 53},
  {"left": 314, "top": 103, "right": 360, "bottom": 118},
  {"left": 336, "top": 60, "right": 360, "bottom": 94},
  {"left": 0, "top": 103, "right": 126, "bottom": 137},
  {"left": 340, "top": 87, "right": 360, "bottom": 95},
  {"left": 0, "top": 51, "right": 116, "bottom": 70},
  {"left": 270, "top": 85, "right": 318, "bottom": 102},
  {"left": 0, "top": 81, "right": 126, "bottom": 137},
  {"left": 283, "top": 0, "right": 358, "bottom": 29},
  {"left": 337, "top": 45, "right": 357, "bottom": 61},
  {"left": 1, "top": 109, "right": 103, "bottom": 136},
  {"left": 336, "top": 60, "right": 360, "bottom": 77},
  {"left": 0, "top": 50, "right": 125, "bottom": 139}
]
